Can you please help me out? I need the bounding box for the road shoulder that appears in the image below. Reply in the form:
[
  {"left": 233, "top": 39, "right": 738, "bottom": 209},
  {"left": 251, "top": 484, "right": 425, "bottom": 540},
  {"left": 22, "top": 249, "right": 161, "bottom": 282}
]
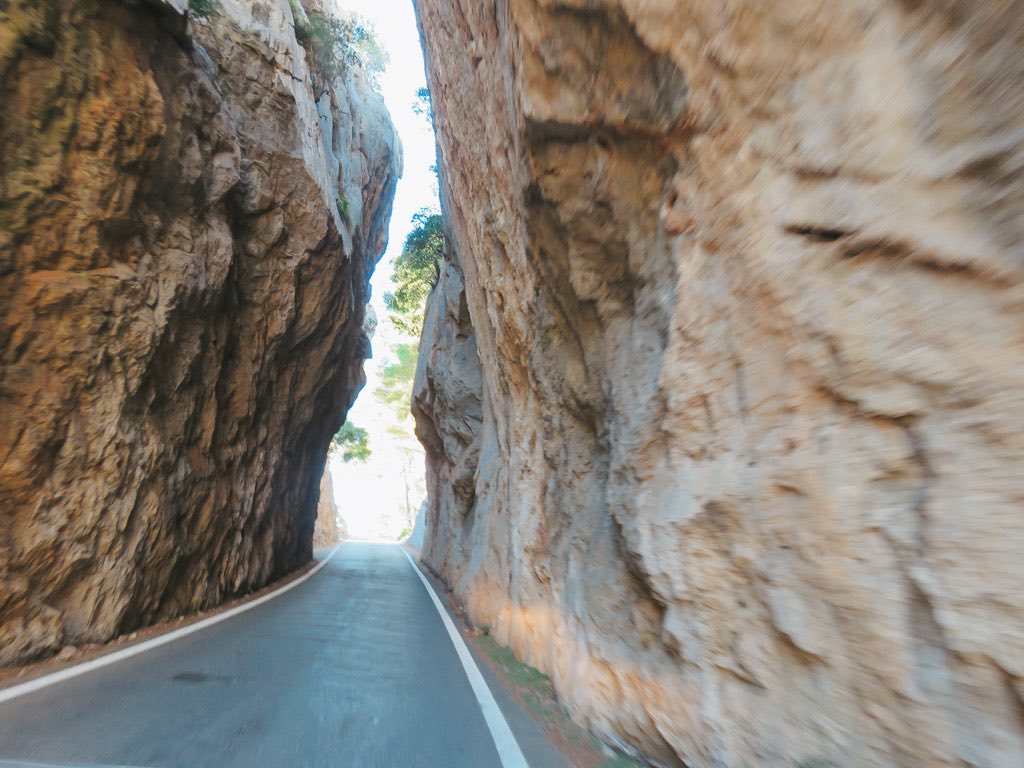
[
  {"left": 403, "top": 544, "right": 646, "bottom": 768},
  {"left": 0, "top": 548, "right": 333, "bottom": 695}
]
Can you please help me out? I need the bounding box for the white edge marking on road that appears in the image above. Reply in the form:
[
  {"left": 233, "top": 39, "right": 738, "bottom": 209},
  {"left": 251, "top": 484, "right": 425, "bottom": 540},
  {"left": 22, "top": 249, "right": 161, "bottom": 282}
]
[
  {"left": 0, "top": 544, "right": 342, "bottom": 705},
  {"left": 399, "top": 545, "right": 530, "bottom": 768}
]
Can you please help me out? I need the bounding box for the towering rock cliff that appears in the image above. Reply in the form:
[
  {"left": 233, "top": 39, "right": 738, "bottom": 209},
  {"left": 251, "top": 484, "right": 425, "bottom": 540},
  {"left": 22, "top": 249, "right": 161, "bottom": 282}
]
[
  {"left": 0, "top": 0, "right": 399, "bottom": 664},
  {"left": 413, "top": 2, "right": 1024, "bottom": 766}
]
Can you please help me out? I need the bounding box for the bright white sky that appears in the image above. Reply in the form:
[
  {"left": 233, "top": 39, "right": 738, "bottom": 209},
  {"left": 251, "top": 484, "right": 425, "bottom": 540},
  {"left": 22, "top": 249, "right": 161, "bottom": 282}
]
[{"left": 328, "top": 0, "right": 437, "bottom": 539}]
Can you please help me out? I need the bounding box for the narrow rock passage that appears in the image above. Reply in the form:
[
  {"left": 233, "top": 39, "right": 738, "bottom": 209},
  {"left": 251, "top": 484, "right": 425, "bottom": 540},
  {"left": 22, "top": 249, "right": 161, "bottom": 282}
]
[{"left": 0, "top": 543, "right": 555, "bottom": 768}]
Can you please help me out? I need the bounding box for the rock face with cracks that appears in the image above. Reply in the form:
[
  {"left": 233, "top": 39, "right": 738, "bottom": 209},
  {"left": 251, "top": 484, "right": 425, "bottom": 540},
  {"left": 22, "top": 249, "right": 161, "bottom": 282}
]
[
  {"left": 412, "top": 1, "right": 1024, "bottom": 766},
  {"left": 0, "top": 0, "right": 399, "bottom": 664}
]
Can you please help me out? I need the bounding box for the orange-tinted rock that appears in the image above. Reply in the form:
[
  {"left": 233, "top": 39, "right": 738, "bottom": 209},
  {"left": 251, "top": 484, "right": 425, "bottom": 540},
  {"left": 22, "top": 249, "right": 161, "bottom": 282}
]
[
  {"left": 0, "top": 0, "right": 399, "bottom": 664},
  {"left": 413, "top": 1, "right": 1024, "bottom": 766}
]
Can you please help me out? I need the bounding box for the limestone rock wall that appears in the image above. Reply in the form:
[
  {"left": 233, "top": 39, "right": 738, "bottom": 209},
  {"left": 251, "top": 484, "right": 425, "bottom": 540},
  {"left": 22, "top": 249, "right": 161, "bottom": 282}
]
[
  {"left": 0, "top": 0, "right": 399, "bottom": 664},
  {"left": 412, "top": 2, "right": 1024, "bottom": 766},
  {"left": 313, "top": 469, "right": 342, "bottom": 549}
]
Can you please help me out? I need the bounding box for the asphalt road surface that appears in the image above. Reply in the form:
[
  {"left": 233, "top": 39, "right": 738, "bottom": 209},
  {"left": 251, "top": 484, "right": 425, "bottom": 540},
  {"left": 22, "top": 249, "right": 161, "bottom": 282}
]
[{"left": 0, "top": 542, "right": 563, "bottom": 767}]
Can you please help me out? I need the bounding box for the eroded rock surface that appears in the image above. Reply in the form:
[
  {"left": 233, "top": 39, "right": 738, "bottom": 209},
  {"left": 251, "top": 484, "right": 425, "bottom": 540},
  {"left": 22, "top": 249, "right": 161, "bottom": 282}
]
[
  {"left": 313, "top": 469, "right": 343, "bottom": 549},
  {"left": 0, "top": 0, "right": 399, "bottom": 664},
  {"left": 413, "top": 2, "right": 1024, "bottom": 766}
]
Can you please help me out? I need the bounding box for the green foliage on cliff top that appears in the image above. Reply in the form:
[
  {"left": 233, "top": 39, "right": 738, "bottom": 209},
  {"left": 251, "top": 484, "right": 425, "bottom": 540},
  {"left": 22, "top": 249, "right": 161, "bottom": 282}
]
[
  {"left": 331, "top": 421, "right": 371, "bottom": 462},
  {"left": 291, "top": 0, "right": 388, "bottom": 95},
  {"left": 189, "top": 0, "right": 220, "bottom": 18},
  {"left": 384, "top": 209, "right": 442, "bottom": 338}
]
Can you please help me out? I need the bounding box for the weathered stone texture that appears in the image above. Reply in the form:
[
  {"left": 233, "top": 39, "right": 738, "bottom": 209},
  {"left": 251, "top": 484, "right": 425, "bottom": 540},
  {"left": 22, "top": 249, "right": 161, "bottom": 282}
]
[
  {"left": 312, "top": 469, "right": 342, "bottom": 549},
  {"left": 0, "top": 0, "right": 399, "bottom": 664},
  {"left": 413, "top": 1, "right": 1024, "bottom": 766}
]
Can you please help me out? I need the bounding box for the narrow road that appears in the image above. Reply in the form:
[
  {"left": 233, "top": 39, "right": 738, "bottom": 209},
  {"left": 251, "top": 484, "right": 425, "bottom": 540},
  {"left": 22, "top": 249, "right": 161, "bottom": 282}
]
[{"left": 0, "top": 543, "right": 557, "bottom": 768}]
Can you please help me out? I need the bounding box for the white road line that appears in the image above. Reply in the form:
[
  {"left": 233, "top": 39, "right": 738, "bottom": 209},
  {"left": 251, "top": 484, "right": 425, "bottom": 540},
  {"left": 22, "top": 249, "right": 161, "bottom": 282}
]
[
  {"left": 398, "top": 545, "right": 530, "bottom": 768},
  {"left": 0, "top": 544, "right": 342, "bottom": 705}
]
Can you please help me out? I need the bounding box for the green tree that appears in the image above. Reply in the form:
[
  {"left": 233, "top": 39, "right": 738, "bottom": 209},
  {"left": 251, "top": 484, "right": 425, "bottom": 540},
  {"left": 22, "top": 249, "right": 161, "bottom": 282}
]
[
  {"left": 384, "top": 210, "right": 442, "bottom": 337},
  {"left": 331, "top": 421, "right": 371, "bottom": 462},
  {"left": 349, "top": 20, "right": 389, "bottom": 82},
  {"left": 413, "top": 87, "right": 432, "bottom": 121},
  {"left": 374, "top": 343, "right": 425, "bottom": 525},
  {"left": 374, "top": 343, "right": 420, "bottom": 420}
]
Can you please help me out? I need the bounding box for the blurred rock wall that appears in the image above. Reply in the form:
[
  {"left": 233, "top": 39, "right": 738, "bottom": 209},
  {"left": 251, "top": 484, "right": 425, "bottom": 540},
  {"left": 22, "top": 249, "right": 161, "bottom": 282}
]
[{"left": 412, "top": 1, "right": 1024, "bottom": 765}]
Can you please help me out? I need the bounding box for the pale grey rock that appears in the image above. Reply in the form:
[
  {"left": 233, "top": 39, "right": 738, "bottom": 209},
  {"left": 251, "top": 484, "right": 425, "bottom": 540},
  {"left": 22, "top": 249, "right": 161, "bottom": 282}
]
[
  {"left": 313, "top": 469, "right": 341, "bottom": 548},
  {"left": 413, "top": 1, "right": 1024, "bottom": 766},
  {"left": 406, "top": 500, "right": 427, "bottom": 551}
]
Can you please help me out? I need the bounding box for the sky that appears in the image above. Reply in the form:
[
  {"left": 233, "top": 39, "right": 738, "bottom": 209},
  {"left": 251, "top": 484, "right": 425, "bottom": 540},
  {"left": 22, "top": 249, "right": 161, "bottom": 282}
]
[{"left": 329, "top": 0, "right": 437, "bottom": 539}]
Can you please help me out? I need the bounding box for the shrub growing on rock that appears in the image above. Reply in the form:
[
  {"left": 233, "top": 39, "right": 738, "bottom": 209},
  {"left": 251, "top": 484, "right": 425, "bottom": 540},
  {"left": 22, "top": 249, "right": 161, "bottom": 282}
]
[
  {"left": 189, "top": 0, "right": 219, "bottom": 18},
  {"left": 290, "top": 0, "right": 387, "bottom": 96}
]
